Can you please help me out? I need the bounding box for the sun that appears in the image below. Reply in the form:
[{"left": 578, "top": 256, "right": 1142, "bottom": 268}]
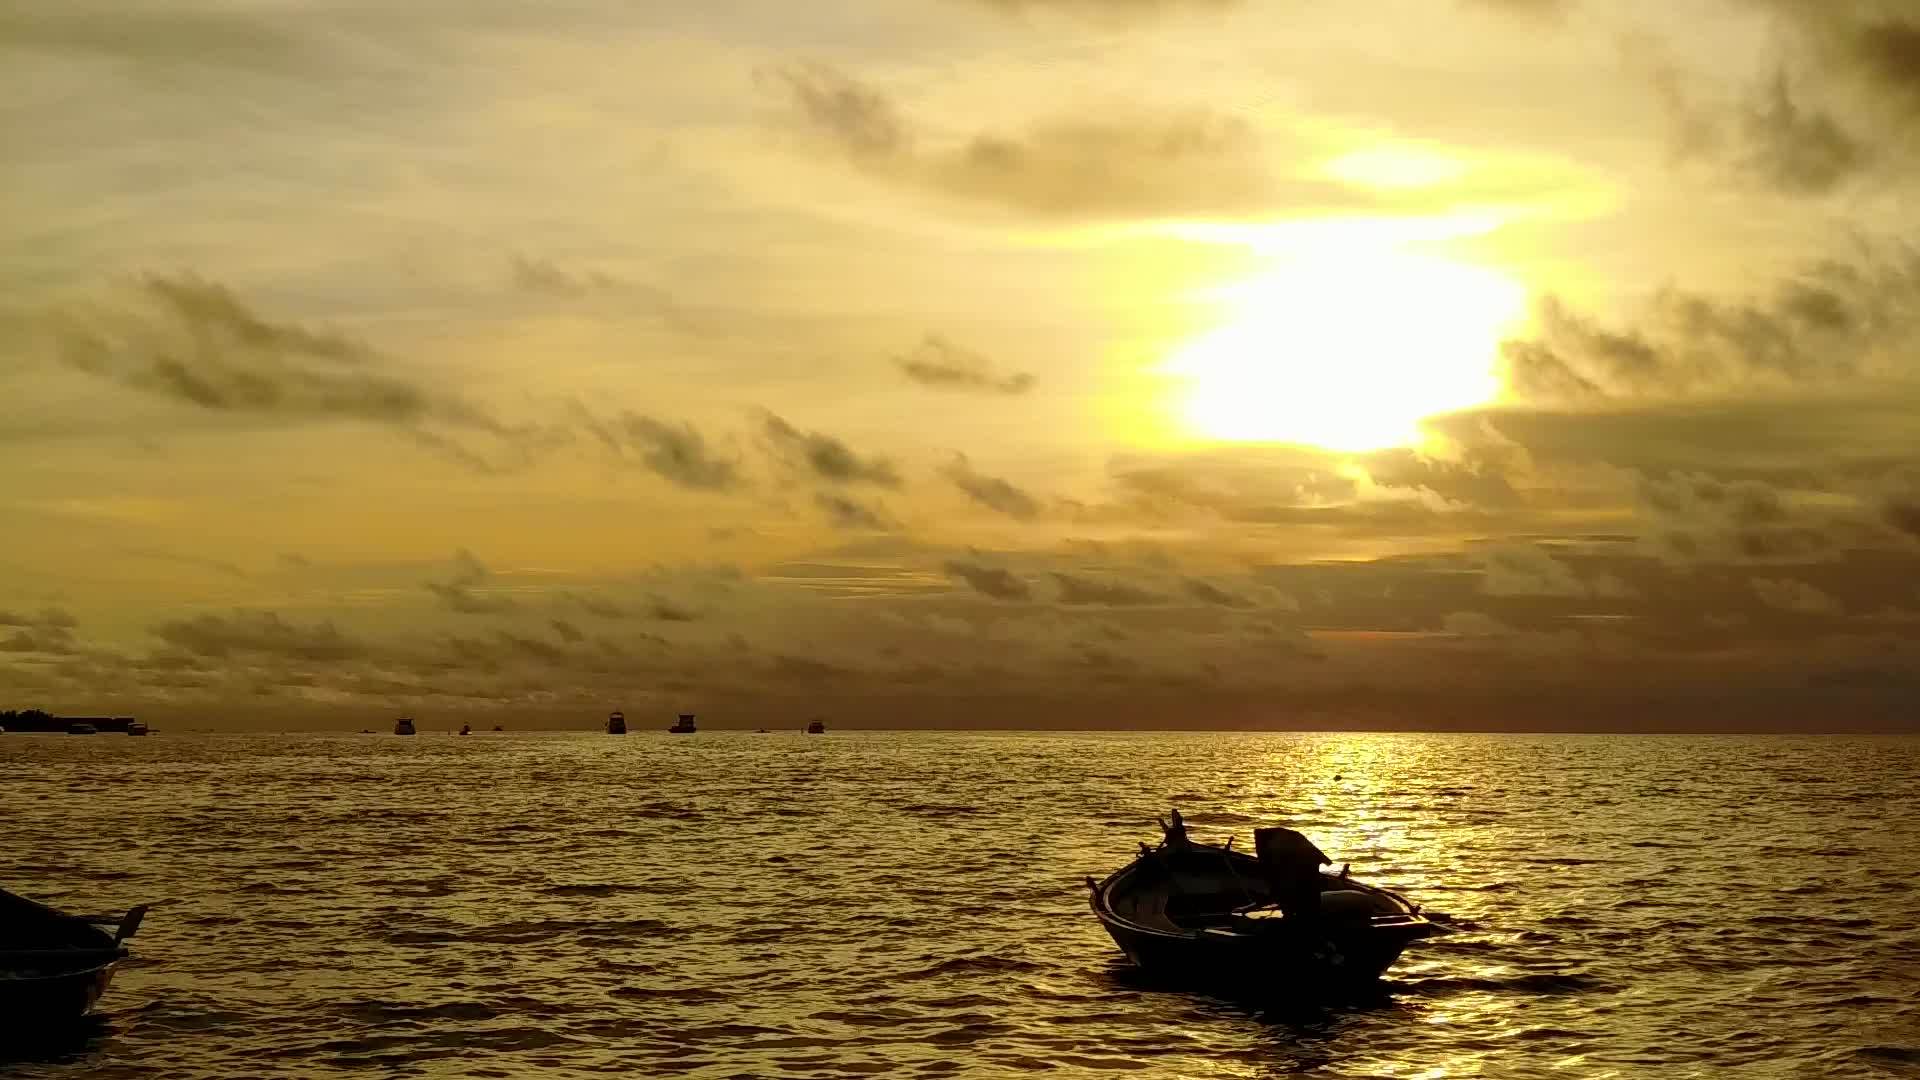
[{"left": 1162, "top": 241, "right": 1527, "bottom": 452}]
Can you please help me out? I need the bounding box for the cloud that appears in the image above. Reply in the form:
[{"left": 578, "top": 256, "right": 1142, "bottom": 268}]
[
  {"left": 1051, "top": 572, "right": 1165, "bottom": 605},
  {"left": 941, "top": 455, "right": 1042, "bottom": 520},
  {"left": 1361, "top": 448, "right": 1519, "bottom": 507},
  {"left": 0, "top": 607, "right": 79, "bottom": 655},
  {"left": 510, "top": 255, "right": 622, "bottom": 297},
  {"left": 768, "top": 62, "right": 1276, "bottom": 219},
  {"left": 0, "top": 607, "right": 77, "bottom": 630},
  {"left": 763, "top": 413, "right": 901, "bottom": 487},
  {"left": 1738, "top": 70, "right": 1867, "bottom": 195},
  {"left": 1480, "top": 546, "right": 1590, "bottom": 597},
  {"left": 1499, "top": 250, "right": 1920, "bottom": 401},
  {"left": 961, "top": 0, "right": 1241, "bottom": 19},
  {"left": 1184, "top": 578, "right": 1255, "bottom": 608},
  {"left": 1752, "top": 576, "right": 1843, "bottom": 615},
  {"left": 581, "top": 410, "right": 740, "bottom": 491},
  {"left": 550, "top": 619, "right": 585, "bottom": 643},
  {"left": 763, "top": 62, "right": 910, "bottom": 159},
  {"left": 46, "top": 274, "right": 535, "bottom": 468},
  {"left": 1637, "top": 473, "right": 1840, "bottom": 564},
  {"left": 815, "top": 492, "right": 896, "bottom": 531},
  {"left": 646, "top": 595, "right": 701, "bottom": 622},
  {"left": 1442, "top": 610, "right": 1517, "bottom": 637},
  {"left": 896, "top": 336, "right": 1035, "bottom": 394},
  {"left": 943, "top": 559, "right": 1033, "bottom": 600},
  {"left": 150, "top": 610, "right": 364, "bottom": 662},
  {"left": 425, "top": 549, "right": 519, "bottom": 615}
]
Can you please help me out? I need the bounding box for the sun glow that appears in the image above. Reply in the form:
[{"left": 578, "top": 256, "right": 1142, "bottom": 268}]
[{"left": 1162, "top": 235, "right": 1527, "bottom": 452}]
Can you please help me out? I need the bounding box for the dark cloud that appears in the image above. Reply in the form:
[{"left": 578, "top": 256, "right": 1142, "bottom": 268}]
[
  {"left": 768, "top": 63, "right": 1277, "bottom": 219},
  {"left": 929, "top": 109, "right": 1269, "bottom": 218},
  {"left": 1051, "top": 572, "right": 1165, "bottom": 606},
  {"left": 1500, "top": 250, "right": 1920, "bottom": 401},
  {"left": 1184, "top": 578, "right": 1255, "bottom": 608},
  {"left": 763, "top": 413, "right": 901, "bottom": 487},
  {"left": 510, "top": 255, "right": 621, "bottom": 297},
  {"left": 1738, "top": 70, "right": 1867, "bottom": 195},
  {"left": 121, "top": 546, "right": 249, "bottom": 579},
  {"left": 581, "top": 410, "right": 740, "bottom": 491},
  {"left": 1481, "top": 546, "right": 1592, "bottom": 597},
  {"left": 961, "top": 0, "right": 1240, "bottom": 19},
  {"left": 0, "top": 625, "right": 77, "bottom": 655},
  {"left": 1361, "top": 448, "right": 1519, "bottom": 507},
  {"left": 896, "top": 336, "right": 1034, "bottom": 394},
  {"left": 425, "top": 549, "right": 518, "bottom": 615},
  {"left": 1637, "top": 473, "right": 1843, "bottom": 564},
  {"left": 646, "top": 596, "right": 701, "bottom": 622},
  {"left": 943, "top": 559, "right": 1033, "bottom": 601},
  {"left": 1752, "top": 576, "right": 1843, "bottom": 615},
  {"left": 763, "top": 62, "right": 910, "bottom": 159},
  {"left": 815, "top": 492, "right": 895, "bottom": 531},
  {"left": 567, "top": 592, "right": 629, "bottom": 619},
  {"left": 48, "top": 274, "right": 532, "bottom": 468},
  {"left": 941, "top": 455, "right": 1042, "bottom": 520},
  {"left": 550, "top": 619, "right": 585, "bottom": 643},
  {"left": 0, "top": 608, "right": 76, "bottom": 630},
  {"left": 150, "top": 610, "right": 364, "bottom": 662}
]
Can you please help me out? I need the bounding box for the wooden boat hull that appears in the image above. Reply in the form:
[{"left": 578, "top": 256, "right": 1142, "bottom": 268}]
[
  {"left": 1090, "top": 834, "right": 1437, "bottom": 994},
  {"left": 0, "top": 962, "right": 117, "bottom": 1026},
  {"left": 1, "top": 890, "right": 136, "bottom": 1027}
]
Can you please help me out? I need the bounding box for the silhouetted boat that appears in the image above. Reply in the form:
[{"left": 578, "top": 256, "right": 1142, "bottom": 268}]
[
  {"left": 65, "top": 723, "right": 95, "bottom": 736},
  {"left": 667, "top": 713, "right": 696, "bottom": 734},
  {"left": 805, "top": 719, "right": 826, "bottom": 734},
  {"left": 0, "top": 889, "right": 147, "bottom": 1026},
  {"left": 458, "top": 723, "right": 471, "bottom": 736},
  {"left": 126, "top": 722, "right": 149, "bottom": 736},
  {"left": 1087, "top": 811, "right": 1437, "bottom": 993},
  {"left": 393, "top": 717, "right": 416, "bottom": 736},
  {"left": 606, "top": 711, "right": 626, "bottom": 735}
]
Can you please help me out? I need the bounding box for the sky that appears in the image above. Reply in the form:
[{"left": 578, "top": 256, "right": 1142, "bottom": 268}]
[{"left": 4, "top": 0, "right": 1919, "bottom": 730}]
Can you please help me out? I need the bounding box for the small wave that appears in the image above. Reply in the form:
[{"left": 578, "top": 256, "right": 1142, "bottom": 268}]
[
  {"left": 1390, "top": 972, "right": 1605, "bottom": 996},
  {"left": 608, "top": 985, "right": 730, "bottom": 1003},
  {"left": 904, "top": 954, "right": 1044, "bottom": 978},
  {"left": 1181, "top": 811, "right": 1256, "bottom": 825},
  {"left": 900, "top": 804, "right": 981, "bottom": 817}
]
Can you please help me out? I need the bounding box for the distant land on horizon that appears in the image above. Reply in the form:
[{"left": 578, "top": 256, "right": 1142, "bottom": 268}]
[{"left": 8, "top": 689, "right": 1916, "bottom": 735}]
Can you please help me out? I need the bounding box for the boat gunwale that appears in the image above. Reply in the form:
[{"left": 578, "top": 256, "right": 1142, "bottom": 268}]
[{"left": 1089, "top": 839, "right": 1433, "bottom": 942}]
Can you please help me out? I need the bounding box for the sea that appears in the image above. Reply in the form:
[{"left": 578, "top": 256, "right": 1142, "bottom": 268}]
[{"left": 2, "top": 730, "right": 1917, "bottom": 1079}]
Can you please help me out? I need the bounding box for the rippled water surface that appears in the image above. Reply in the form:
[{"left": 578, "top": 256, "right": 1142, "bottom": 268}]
[{"left": 3, "top": 731, "right": 1918, "bottom": 1079}]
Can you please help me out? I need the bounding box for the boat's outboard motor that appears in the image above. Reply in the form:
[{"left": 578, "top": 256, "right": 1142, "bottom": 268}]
[{"left": 1254, "top": 827, "right": 1331, "bottom": 918}]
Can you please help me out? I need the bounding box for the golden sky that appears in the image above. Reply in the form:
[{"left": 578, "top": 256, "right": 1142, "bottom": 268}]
[{"left": 4, "top": 0, "right": 1919, "bottom": 728}]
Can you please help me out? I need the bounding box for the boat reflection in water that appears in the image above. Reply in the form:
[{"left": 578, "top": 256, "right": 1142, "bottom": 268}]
[
  {"left": 606, "top": 711, "right": 626, "bottom": 735},
  {"left": 1088, "top": 809, "right": 1439, "bottom": 996},
  {"left": 667, "top": 713, "right": 697, "bottom": 734}
]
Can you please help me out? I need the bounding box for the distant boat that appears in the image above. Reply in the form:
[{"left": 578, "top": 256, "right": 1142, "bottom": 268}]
[
  {"left": 806, "top": 719, "right": 826, "bottom": 734},
  {"left": 606, "top": 711, "right": 627, "bottom": 735},
  {"left": 393, "top": 718, "right": 416, "bottom": 736},
  {"left": 0, "top": 888, "right": 147, "bottom": 1025},
  {"left": 458, "top": 723, "right": 471, "bottom": 736},
  {"left": 65, "top": 723, "right": 96, "bottom": 736},
  {"left": 491, "top": 725, "right": 503, "bottom": 732},
  {"left": 667, "top": 713, "right": 697, "bottom": 734},
  {"left": 755, "top": 727, "right": 769, "bottom": 733},
  {"left": 126, "top": 722, "right": 149, "bottom": 737}
]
